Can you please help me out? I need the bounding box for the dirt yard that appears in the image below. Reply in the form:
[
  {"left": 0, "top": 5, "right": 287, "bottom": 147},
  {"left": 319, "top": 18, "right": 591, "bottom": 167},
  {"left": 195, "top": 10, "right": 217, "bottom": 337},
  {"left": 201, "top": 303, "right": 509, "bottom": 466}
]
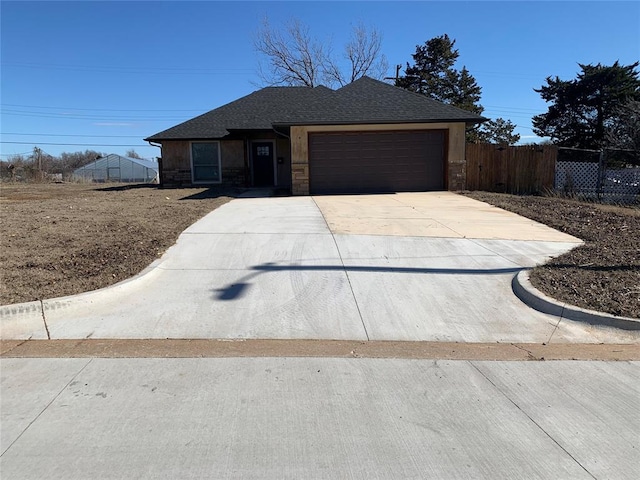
[
  {"left": 464, "top": 192, "right": 639, "bottom": 319},
  {"left": 1, "top": 184, "right": 638, "bottom": 319},
  {"left": 0, "top": 183, "right": 235, "bottom": 305}
]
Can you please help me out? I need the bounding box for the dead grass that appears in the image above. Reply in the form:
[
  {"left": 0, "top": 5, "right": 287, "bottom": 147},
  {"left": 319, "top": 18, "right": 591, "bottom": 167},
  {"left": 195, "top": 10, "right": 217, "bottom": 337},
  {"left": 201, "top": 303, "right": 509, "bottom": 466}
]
[
  {"left": 463, "top": 191, "right": 640, "bottom": 319},
  {"left": 2, "top": 183, "right": 638, "bottom": 319},
  {"left": 0, "top": 183, "right": 236, "bottom": 304}
]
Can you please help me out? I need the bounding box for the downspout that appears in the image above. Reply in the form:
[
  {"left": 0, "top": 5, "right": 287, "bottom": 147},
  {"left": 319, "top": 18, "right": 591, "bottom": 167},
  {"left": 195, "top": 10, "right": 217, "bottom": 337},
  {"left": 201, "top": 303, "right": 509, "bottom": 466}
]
[
  {"left": 272, "top": 126, "right": 290, "bottom": 140},
  {"left": 147, "top": 141, "right": 163, "bottom": 186}
]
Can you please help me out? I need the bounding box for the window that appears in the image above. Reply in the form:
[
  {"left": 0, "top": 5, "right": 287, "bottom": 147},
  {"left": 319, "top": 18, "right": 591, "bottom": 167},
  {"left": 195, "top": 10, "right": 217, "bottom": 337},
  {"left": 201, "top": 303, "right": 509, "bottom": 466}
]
[
  {"left": 256, "top": 145, "right": 270, "bottom": 156},
  {"left": 191, "top": 142, "right": 221, "bottom": 183}
]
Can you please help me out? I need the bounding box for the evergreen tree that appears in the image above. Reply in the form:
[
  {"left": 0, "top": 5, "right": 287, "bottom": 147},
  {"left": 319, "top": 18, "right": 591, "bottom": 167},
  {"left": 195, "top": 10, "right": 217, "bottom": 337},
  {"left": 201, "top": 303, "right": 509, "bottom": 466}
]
[
  {"left": 532, "top": 61, "right": 640, "bottom": 150},
  {"left": 396, "top": 34, "right": 461, "bottom": 102},
  {"left": 449, "top": 66, "right": 483, "bottom": 115},
  {"left": 473, "top": 118, "right": 521, "bottom": 145},
  {"left": 397, "top": 35, "right": 483, "bottom": 115},
  {"left": 398, "top": 35, "right": 523, "bottom": 144},
  {"left": 607, "top": 100, "right": 640, "bottom": 154}
]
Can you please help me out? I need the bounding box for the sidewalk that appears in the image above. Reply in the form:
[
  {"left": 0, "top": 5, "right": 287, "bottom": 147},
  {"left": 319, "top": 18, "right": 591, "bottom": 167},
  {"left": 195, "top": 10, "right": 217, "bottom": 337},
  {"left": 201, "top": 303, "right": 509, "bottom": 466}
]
[{"left": 2, "top": 357, "right": 638, "bottom": 479}]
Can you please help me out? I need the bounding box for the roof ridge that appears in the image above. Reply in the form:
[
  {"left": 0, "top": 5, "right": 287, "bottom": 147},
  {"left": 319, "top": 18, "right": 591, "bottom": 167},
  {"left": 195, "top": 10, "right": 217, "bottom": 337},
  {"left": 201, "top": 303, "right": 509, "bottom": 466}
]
[
  {"left": 337, "top": 75, "right": 485, "bottom": 116},
  {"left": 145, "top": 76, "right": 484, "bottom": 142}
]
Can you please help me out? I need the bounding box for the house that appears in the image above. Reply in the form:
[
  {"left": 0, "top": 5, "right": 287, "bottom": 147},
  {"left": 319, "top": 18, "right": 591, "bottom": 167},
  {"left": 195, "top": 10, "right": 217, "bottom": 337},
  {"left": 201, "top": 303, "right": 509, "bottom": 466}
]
[
  {"left": 144, "top": 77, "right": 485, "bottom": 194},
  {"left": 73, "top": 154, "right": 158, "bottom": 183}
]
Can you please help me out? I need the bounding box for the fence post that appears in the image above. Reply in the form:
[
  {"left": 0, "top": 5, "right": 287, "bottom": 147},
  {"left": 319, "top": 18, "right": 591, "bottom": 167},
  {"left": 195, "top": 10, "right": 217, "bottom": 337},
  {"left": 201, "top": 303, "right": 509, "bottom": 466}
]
[{"left": 597, "top": 150, "right": 606, "bottom": 201}]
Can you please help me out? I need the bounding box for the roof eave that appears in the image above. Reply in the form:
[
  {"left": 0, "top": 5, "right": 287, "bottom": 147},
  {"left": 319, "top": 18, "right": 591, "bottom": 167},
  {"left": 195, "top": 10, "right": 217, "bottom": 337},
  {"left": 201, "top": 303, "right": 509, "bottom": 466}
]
[
  {"left": 143, "top": 135, "right": 228, "bottom": 142},
  {"left": 273, "top": 118, "right": 486, "bottom": 127}
]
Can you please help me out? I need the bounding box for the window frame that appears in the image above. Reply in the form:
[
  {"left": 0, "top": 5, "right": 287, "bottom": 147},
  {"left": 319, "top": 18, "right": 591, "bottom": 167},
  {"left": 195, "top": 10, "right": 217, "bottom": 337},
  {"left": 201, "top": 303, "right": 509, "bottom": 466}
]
[{"left": 190, "top": 141, "right": 222, "bottom": 184}]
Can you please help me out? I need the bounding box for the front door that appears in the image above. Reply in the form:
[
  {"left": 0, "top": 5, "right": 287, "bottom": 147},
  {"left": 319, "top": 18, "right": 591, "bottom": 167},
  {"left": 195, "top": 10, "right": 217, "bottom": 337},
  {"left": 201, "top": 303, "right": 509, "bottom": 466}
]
[{"left": 252, "top": 142, "right": 275, "bottom": 187}]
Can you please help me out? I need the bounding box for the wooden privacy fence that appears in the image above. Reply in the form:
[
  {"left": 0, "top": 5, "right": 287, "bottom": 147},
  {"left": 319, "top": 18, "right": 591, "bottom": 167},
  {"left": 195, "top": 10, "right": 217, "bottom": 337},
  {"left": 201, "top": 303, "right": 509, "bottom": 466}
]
[{"left": 465, "top": 144, "right": 557, "bottom": 194}]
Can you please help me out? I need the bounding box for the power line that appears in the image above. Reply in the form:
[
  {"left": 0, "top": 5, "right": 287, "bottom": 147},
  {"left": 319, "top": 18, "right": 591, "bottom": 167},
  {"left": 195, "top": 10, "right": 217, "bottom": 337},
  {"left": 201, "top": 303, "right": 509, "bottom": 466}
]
[
  {"left": 2, "top": 132, "right": 145, "bottom": 138},
  {"left": 483, "top": 105, "right": 544, "bottom": 114},
  {"left": 472, "top": 70, "right": 544, "bottom": 81},
  {"left": 1, "top": 103, "right": 204, "bottom": 112},
  {"left": 0, "top": 151, "right": 32, "bottom": 157},
  {"left": 513, "top": 125, "right": 537, "bottom": 131},
  {"left": 483, "top": 112, "right": 536, "bottom": 118},
  {"left": 1, "top": 61, "right": 254, "bottom": 76},
  {"left": 1, "top": 141, "right": 151, "bottom": 147},
  {"left": 2, "top": 110, "right": 186, "bottom": 121}
]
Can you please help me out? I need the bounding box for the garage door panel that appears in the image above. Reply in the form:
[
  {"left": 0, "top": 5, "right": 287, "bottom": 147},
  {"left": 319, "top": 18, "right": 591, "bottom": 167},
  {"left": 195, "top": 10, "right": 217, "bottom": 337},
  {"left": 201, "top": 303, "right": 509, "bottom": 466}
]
[{"left": 309, "top": 130, "right": 445, "bottom": 194}]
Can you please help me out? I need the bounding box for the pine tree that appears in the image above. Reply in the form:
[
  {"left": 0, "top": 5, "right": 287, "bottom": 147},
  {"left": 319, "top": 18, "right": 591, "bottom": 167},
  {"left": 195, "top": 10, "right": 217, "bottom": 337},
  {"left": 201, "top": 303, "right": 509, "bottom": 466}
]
[
  {"left": 397, "top": 35, "right": 523, "bottom": 144},
  {"left": 449, "top": 67, "right": 483, "bottom": 115},
  {"left": 532, "top": 61, "right": 640, "bottom": 150},
  {"left": 474, "top": 118, "right": 521, "bottom": 145},
  {"left": 396, "top": 34, "right": 463, "bottom": 104}
]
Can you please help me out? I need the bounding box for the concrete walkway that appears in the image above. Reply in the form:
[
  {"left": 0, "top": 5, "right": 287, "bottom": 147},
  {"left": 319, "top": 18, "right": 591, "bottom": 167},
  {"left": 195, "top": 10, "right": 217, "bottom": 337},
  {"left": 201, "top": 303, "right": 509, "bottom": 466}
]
[
  {"left": 1, "top": 357, "right": 638, "bottom": 479},
  {"left": 1, "top": 193, "right": 637, "bottom": 343}
]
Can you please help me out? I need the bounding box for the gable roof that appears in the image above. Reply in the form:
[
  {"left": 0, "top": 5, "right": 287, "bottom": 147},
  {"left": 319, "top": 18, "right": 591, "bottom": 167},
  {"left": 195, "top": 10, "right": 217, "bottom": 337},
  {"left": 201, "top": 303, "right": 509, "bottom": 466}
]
[
  {"left": 326, "top": 77, "right": 485, "bottom": 124},
  {"left": 145, "top": 77, "right": 485, "bottom": 141}
]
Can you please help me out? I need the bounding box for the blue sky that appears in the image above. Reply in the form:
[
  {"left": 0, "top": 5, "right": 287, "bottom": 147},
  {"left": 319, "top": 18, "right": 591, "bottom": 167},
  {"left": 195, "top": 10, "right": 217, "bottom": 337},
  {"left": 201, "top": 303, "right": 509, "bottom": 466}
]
[{"left": 1, "top": 0, "right": 639, "bottom": 160}]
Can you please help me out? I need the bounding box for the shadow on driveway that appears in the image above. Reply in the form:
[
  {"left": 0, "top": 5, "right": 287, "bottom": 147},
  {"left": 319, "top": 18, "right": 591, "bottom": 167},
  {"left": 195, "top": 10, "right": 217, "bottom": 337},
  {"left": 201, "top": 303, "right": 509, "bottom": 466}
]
[{"left": 213, "top": 262, "right": 528, "bottom": 300}]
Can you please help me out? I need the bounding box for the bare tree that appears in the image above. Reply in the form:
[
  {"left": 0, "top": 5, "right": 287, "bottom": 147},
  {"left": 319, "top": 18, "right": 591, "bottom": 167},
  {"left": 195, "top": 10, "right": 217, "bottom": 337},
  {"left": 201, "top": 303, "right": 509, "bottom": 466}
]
[
  {"left": 324, "top": 23, "right": 388, "bottom": 86},
  {"left": 59, "top": 150, "right": 104, "bottom": 171},
  {"left": 126, "top": 149, "right": 143, "bottom": 159},
  {"left": 255, "top": 18, "right": 325, "bottom": 87},
  {"left": 255, "top": 18, "right": 388, "bottom": 87}
]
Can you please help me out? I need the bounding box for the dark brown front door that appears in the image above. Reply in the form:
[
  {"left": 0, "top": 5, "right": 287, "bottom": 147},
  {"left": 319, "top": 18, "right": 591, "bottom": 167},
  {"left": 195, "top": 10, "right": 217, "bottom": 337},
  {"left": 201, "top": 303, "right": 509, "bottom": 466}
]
[
  {"left": 252, "top": 142, "right": 274, "bottom": 187},
  {"left": 308, "top": 130, "right": 445, "bottom": 194}
]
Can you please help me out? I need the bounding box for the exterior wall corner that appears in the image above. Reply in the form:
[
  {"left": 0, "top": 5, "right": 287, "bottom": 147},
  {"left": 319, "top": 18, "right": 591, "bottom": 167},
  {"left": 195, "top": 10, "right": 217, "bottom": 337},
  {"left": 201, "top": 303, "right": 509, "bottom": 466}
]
[
  {"left": 290, "top": 126, "right": 310, "bottom": 195},
  {"left": 447, "top": 123, "right": 467, "bottom": 190}
]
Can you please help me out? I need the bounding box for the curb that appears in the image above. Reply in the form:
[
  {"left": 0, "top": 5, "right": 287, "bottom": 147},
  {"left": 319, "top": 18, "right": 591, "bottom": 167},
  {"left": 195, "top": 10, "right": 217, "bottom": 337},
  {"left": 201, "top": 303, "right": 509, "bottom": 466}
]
[
  {"left": 512, "top": 270, "right": 640, "bottom": 331},
  {"left": 0, "top": 256, "right": 165, "bottom": 319}
]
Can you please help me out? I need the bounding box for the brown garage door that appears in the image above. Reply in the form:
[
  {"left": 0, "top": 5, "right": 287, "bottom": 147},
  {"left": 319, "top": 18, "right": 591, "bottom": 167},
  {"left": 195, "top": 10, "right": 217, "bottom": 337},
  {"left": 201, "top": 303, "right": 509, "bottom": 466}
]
[{"left": 309, "top": 130, "right": 445, "bottom": 194}]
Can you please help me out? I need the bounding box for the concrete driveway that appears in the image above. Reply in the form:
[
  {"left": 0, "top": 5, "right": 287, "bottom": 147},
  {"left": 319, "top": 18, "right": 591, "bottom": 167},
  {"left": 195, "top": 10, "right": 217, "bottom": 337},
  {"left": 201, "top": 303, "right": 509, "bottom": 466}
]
[{"left": 1, "top": 192, "right": 635, "bottom": 343}]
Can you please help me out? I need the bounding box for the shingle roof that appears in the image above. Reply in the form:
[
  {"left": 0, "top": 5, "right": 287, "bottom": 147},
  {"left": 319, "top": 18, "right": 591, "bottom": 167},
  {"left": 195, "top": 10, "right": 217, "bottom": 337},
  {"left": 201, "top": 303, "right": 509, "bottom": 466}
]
[
  {"left": 327, "top": 77, "right": 486, "bottom": 124},
  {"left": 145, "top": 76, "right": 486, "bottom": 141}
]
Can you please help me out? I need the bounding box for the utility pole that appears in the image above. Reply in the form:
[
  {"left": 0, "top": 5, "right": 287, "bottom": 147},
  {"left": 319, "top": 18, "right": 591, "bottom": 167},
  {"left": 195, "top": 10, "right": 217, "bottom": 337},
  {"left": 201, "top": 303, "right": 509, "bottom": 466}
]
[
  {"left": 33, "top": 146, "right": 42, "bottom": 180},
  {"left": 384, "top": 64, "right": 402, "bottom": 83}
]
